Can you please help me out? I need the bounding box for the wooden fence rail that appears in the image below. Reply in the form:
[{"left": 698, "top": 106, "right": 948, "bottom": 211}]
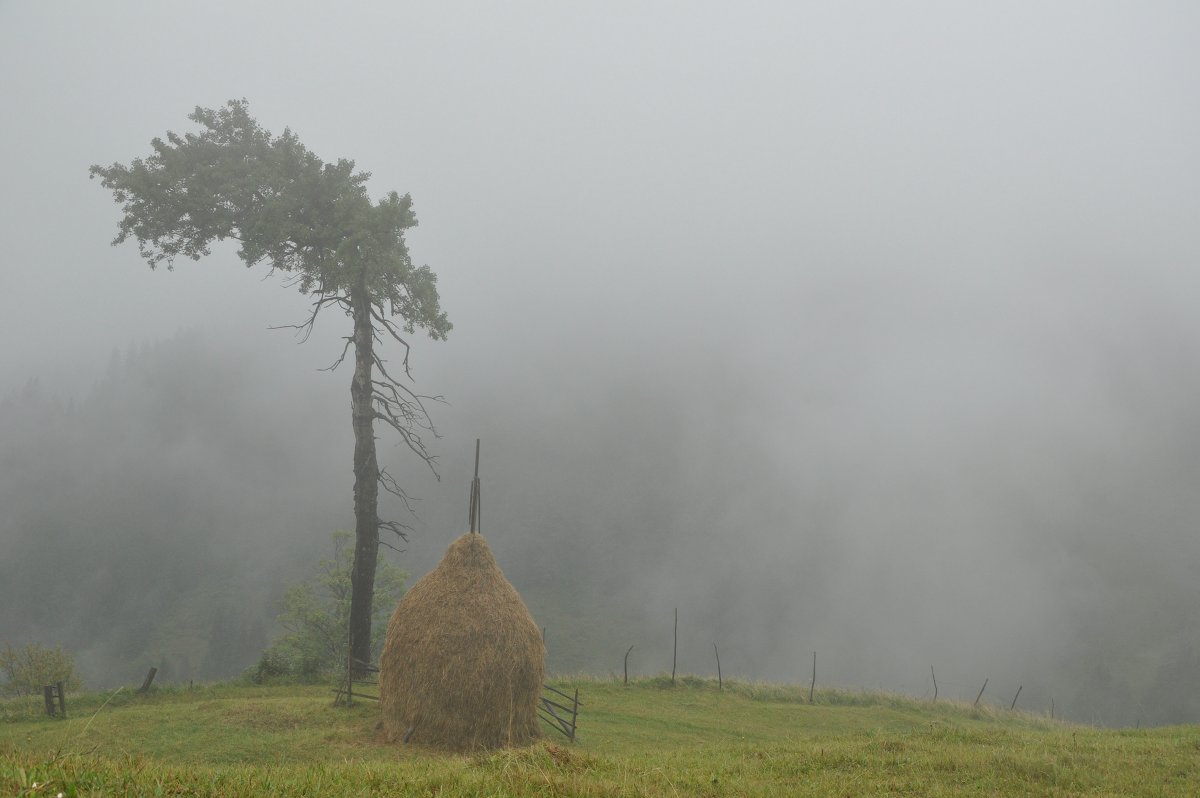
[
  {"left": 538, "top": 684, "right": 580, "bottom": 743},
  {"left": 333, "top": 656, "right": 380, "bottom": 705}
]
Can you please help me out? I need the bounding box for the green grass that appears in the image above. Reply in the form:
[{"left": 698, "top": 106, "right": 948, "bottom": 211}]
[{"left": 2, "top": 677, "right": 1198, "bottom": 796}]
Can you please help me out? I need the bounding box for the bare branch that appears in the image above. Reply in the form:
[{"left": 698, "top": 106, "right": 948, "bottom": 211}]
[
  {"left": 377, "top": 518, "right": 411, "bottom": 542},
  {"left": 372, "top": 390, "right": 437, "bottom": 436},
  {"left": 371, "top": 359, "right": 446, "bottom": 410},
  {"left": 372, "top": 410, "right": 441, "bottom": 480},
  {"left": 369, "top": 305, "right": 414, "bottom": 378},
  {"left": 267, "top": 291, "right": 348, "bottom": 344},
  {"left": 320, "top": 336, "right": 354, "bottom": 372},
  {"left": 371, "top": 379, "right": 438, "bottom": 431},
  {"left": 373, "top": 408, "right": 437, "bottom": 471},
  {"left": 378, "top": 468, "right": 418, "bottom": 514},
  {"left": 378, "top": 536, "right": 406, "bottom": 554}
]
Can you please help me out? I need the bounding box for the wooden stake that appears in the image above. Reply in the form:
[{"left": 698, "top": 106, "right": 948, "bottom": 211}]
[
  {"left": 974, "top": 678, "right": 988, "bottom": 707},
  {"left": 1010, "top": 685, "right": 1023, "bottom": 711},
  {"left": 56, "top": 681, "right": 65, "bottom": 718},
  {"left": 809, "top": 651, "right": 816, "bottom": 703},
  {"left": 931, "top": 665, "right": 938, "bottom": 703},
  {"left": 467, "top": 482, "right": 473, "bottom": 531},
  {"left": 714, "top": 643, "right": 723, "bottom": 690},
  {"left": 671, "top": 608, "right": 678, "bottom": 685},
  {"left": 469, "top": 438, "right": 481, "bottom": 533},
  {"left": 624, "top": 645, "right": 634, "bottom": 686},
  {"left": 139, "top": 667, "right": 157, "bottom": 694},
  {"left": 570, "top": 688, "right": 580, "bottom": 743}
]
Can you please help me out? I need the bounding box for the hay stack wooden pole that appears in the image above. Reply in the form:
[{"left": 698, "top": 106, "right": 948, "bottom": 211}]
[
  {"left": 380, "top": 440, "right": 545, "bottom": 751},
  {"left": 468, "top": 438, "right": 481, "bottom": 534}
]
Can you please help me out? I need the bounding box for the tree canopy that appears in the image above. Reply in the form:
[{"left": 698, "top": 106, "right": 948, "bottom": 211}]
[{"left": 91, "top": 100, "right": 449, "bottom": 338}]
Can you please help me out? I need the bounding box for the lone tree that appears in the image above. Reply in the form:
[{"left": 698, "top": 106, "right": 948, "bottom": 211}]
[{"left": 91, "top": 100, "right": 451, "bottom": 673}]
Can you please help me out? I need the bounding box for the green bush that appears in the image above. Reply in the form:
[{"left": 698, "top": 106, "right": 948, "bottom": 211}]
[
  {"left": 249, "top": 649, "right": 294, "bottom": 683},
  {"left": 250, "top": 531, "right": 406, "bottom": 683},
  {"left": 0, "top": 642, "right": 82, "bottom": 696}
]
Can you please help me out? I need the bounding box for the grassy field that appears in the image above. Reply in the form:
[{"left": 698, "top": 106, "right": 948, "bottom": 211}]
[{"left": 2, "top": 676, "right": 1197, "bottom": 796}]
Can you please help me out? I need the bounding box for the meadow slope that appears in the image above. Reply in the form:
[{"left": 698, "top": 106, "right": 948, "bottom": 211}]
[{"left": 2, "top": 678, "right": 1197, "bottom": 796}]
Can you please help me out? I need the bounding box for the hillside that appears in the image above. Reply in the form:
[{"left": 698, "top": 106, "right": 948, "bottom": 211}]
[{"left": 2, "top": 678, "right": 1197, "bottom": 796}]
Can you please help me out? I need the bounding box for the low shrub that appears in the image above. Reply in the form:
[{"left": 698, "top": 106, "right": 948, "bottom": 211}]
[{"left": 0, "top": 642, "right": 81, "bottom": 696}]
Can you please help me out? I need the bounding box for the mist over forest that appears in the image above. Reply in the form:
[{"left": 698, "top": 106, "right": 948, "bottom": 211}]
[{"left": 3, "top": 2, "right": 1200, "bottom": 728}]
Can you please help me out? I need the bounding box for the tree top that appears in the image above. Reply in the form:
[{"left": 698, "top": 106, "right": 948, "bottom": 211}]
[{"left": 90, "top": 99, "right": 450, "bottom": 341}]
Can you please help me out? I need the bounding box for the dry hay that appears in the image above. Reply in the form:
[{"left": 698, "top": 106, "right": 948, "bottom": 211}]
[{"left": 379, "top": 532, "right": 544, "bottom": 751}]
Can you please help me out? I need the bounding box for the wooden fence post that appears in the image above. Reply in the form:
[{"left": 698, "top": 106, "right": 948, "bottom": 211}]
[
  {"left": 671, "top": 608, "right": 677, "bottom": 686},
  {"left": 624, "top": 645, "right": 634, "bottom": 686},
  {"left": 931, "top": 665, "right": 938, "bottom": 702},
  {"left": 55, "top": 681, "right": 66, "bottom": 717},
  {"left": 714, "top": 643, "right": 722, "bottom": 691},
  {"left": 1010, "top": 685, "right": 1023, "bottom": 711},
  {"left": 138, "top": 667, "right": 157, "bottom": 693},
  {"left": 570, "top": 688, "right": 579, "bottom": 743},
  {"left": 974, "top": 678, "right": 988, "bottom": 707},
  {"left": 809, "top": 652, "right": 816, "bottom": 703},
  {"left": 43, "top": 685, "right": 55, "bottom": 717}
]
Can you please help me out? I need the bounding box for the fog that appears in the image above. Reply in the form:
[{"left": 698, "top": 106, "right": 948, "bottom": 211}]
[{"left": 2, "top": 2, "right": 1199, "bottom": 725}]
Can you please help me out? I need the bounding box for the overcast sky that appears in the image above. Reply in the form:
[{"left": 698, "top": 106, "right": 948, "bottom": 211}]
[
  {"left": 3, "top": 2, "right": 1200, "bottom": 712},
  {"left": 5, "top": 1, "right": 1197, "bottom": 393}
]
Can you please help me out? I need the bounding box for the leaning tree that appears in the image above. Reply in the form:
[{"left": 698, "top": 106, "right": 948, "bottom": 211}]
[{"left": 91, "top": 100, "right": 451, "bottom": 672}]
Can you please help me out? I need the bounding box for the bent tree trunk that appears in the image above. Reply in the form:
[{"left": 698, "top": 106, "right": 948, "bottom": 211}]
[{"left": 349, "top": 284, "right": 380, "bottom": 675}]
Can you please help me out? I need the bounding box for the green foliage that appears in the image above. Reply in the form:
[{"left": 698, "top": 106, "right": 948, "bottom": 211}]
[
  {"left": 0, "top": 643, "right": 81, "bottom": 697},
  {"left": 89, "top": 99, "right": 450, "bottom": 340},
  {"left": 252, "top": 532, "right": 405, "bottom": 681}
]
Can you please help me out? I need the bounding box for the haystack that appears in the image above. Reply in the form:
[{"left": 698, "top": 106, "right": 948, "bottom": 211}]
[{"left": 379, "top": 532, "right": 544, "bottom": 751}]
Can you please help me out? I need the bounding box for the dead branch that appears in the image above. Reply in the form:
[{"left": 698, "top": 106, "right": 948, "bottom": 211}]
[
  {"left": 268, "top": 291, "right": 347, "bottom": 343},
  {"left": 320, "top": 336, "right": 354, "bottom": 372},
  {"left": 378, "top": 468, "right": 418, "bottom": 514},
  {"left": 369, "top": 305, "right": 414, "bottom": 376},
  {"left": 377, "top": 518, "right": 412, "bottom": 542},
  {"left": 378, "top": 536, "right": 406, "bottom": 554}
]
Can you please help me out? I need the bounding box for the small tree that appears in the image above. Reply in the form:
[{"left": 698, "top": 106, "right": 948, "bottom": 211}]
[
  {"left": 0, "top": 642, "right": 81, "bottom": 696},
  {"left": 91, "top": 101, "right": 451, "bottom": 672},
  {"left": 255, "top": 531, "right": 406, "bottom": 681}
]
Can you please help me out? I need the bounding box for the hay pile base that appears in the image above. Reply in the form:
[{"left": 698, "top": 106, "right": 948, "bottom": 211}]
[{"left": 379, "top": 532, "right": 544, "bottom": 751}]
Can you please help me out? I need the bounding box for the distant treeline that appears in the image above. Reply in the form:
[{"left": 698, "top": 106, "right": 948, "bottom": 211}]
[{"left": 0, "top": 333, "right": 344, "bottom": 686}]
